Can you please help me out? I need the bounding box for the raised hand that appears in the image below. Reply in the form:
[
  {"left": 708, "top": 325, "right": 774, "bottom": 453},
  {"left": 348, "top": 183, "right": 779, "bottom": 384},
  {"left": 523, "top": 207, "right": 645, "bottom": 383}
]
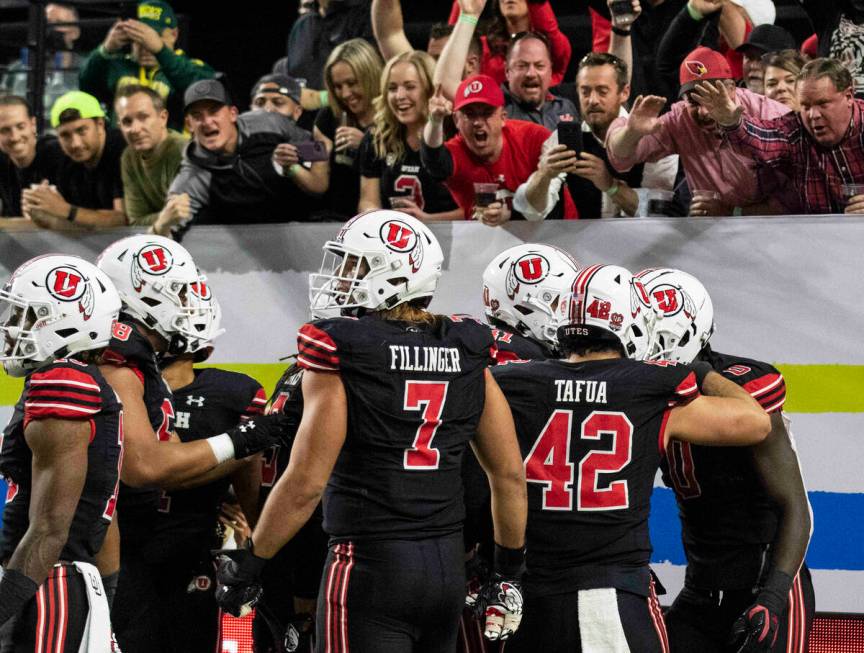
[
  {"left": 102, "top": 20, "right": 130, "bottom": 53},
  {"left": 428, "top": 84, "right": 453, "bottom": 123},
  {"left": 627, "top": 95, "right": 667, "bottom": 135},
  {"left": 689, "top": 0, "right": 723, "bottom": 15},
  {"left": 539, "top": 144, "right": 579, "bottom": 179},
  {"left": 458, "top": 0, "right": 487, "bottom": 17},
  {"left": 692, "top": 80, "right": 743, "bottom": 127}
]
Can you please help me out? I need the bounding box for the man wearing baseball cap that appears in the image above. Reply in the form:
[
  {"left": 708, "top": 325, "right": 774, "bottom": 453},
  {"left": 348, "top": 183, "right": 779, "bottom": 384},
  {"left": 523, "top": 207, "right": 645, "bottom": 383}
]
[
  {"left": 422, "top": 73, "right": 576, "bottom": 223},
  {"left": 79, "top": 0, "right": 215, "bottom": 130},
  {"left": 250, "top": 73, "right": 304, "bottom": 121},
  {"left": 607, "top": 46, "right": 791, "bottom": 216},
  {"left": 21, "top": 90, "right": 126, "bottom": 229},
  {"left": 736, "top": 24, "right": 798, "bottom": 94},
  {"left": 158, "top": 79, "right": 326, "bottom": 238}
]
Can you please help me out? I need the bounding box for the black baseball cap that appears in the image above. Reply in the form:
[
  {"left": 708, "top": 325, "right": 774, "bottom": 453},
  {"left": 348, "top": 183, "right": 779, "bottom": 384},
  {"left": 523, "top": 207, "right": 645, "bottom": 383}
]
[
  {"left": 184, "top": 79, "right": 232, "bottom": 113},
  {"left": 735, "top": 24, "right": 796, "bottom": 55},
  {"left": 251, "top": 74, "right": 302, "bottom": 104}
]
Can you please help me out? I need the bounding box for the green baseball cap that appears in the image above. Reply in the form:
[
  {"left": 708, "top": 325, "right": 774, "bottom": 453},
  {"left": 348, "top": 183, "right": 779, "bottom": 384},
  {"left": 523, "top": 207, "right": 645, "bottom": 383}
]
[
  {"left": 137, "top": 0, "right": 177, "bottom": 31},
  {"left": 50, "top": 91, "right": 106, "bottom": 128}
]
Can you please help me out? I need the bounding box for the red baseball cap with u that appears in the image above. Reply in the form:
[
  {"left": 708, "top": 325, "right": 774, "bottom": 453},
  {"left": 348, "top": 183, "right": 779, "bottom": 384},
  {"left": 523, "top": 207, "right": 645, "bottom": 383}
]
[
  {"left": 679, "top": 47, "right": 733, "bottom": 96},
  {"left": 453, "top": 74, "right": 505, "bottom": 112}
]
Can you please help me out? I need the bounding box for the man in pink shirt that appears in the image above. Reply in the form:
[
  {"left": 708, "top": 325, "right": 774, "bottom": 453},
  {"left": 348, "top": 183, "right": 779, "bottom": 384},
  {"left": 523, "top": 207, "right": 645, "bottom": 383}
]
[{"left": 606, "top": 46, "right": 791, "bottom": 215}]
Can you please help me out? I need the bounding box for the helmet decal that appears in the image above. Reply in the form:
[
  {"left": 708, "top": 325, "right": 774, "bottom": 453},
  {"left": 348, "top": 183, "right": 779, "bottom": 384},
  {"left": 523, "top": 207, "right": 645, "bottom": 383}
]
[
  {"left": 190, "top": 280, "right": 211, "bottom": 300},
  {"left": 46, "top": 266, "right": 95, "bottom": 321},
  {"left": 379, "top": 219, "right": 418, "bottom": 253},
  {"left": 513, "top": 254, "right": 550, "bottom": 285},
  {"left": 651, "top": 285, "right": 683, "bottom": 315},
  {"left": 136, "top": 244, "right": 173, "bottom": 275}
]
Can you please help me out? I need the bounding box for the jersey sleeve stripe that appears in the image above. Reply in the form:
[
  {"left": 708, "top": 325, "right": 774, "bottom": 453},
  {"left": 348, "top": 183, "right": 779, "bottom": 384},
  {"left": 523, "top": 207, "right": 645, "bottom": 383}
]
[
  {"left": 742, "top": 373, "right": 784, "bottom": 397},
  {"left": 674, "top": 372, "right": 699, "bottom": 397},
  {"left": 298, "top": 331, "right": 338, "bottom": 352},
  {"left": 24, "top": 401, "right": 100, "bottom": 415},
  {"left": 28, "top": 378, "right": 101, "bottom": 391},
  {"left": 762, "top": 397, "right": 785, "bottom": 414},
  {"left": 297, "top": 355, "right": 339, "bottom": 372}
]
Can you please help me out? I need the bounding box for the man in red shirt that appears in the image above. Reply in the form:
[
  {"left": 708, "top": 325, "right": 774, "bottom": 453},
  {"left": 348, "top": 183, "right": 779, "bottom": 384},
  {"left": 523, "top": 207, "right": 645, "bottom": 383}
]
[{"left": 421, "top": 73, "right": 576, "bottom": 224}]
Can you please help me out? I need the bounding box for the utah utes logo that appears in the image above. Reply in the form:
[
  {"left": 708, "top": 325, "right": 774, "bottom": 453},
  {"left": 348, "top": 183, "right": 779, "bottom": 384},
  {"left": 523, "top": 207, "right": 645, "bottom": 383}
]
[
  {"left": 380, "top": 220, "right": 417, "bottom": 252},
  {"left": 652, "top": 285, "right": 683, "bottom": 315},
  {"left": 190, "top": 280, "right": 210, "bottom": 300},
  {"left": 136, "top": 244, "right": 173, "bottom": 275},
  {"left": 513, "top": 254, "right": 549, "bottom": 284},
  {"left": 46, "top": 266, "right": 95, "bottom": 320},
  {"left": 46, "top": 266, "right": 86, "bottom": 301}
]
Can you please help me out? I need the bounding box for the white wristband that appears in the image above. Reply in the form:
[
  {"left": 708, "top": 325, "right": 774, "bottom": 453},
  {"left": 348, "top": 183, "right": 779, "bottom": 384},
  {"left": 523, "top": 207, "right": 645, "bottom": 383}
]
[{"left": 206, "top": 433, "right": 235, "bottom": 464}]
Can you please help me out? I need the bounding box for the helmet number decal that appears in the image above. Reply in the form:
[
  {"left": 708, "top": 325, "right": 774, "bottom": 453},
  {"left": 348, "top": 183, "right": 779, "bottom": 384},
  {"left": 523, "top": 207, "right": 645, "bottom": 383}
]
[{"left": 586, "top": 299, "right": 611, "bottom": 320}]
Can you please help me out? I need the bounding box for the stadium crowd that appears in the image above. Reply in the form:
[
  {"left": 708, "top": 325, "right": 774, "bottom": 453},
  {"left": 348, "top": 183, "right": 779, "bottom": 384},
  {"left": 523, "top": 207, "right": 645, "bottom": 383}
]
[
  {"left": 0, "top": 0, "right": 830, "bottom": 651},
  {"left": 3, "top": 0, "right": 864, "bottom": 233}
]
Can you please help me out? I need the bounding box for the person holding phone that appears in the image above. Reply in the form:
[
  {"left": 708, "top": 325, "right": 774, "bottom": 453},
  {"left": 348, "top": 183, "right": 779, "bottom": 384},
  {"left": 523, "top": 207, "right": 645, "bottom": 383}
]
[{"left": 163, "top": 79, "right": 329, "bottom": 237}]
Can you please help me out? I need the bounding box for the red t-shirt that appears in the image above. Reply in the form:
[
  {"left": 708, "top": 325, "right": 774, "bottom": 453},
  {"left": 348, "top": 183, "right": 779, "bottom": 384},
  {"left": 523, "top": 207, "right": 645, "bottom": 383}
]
[{"left": 444, "top": 119, "right": 577, "bottom": 219}]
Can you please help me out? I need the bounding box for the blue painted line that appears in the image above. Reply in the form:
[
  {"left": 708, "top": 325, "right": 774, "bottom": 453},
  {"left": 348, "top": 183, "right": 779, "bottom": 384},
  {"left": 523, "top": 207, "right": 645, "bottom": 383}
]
[{"left": 648, "top": 487, "right": 864, "bottom": 571}]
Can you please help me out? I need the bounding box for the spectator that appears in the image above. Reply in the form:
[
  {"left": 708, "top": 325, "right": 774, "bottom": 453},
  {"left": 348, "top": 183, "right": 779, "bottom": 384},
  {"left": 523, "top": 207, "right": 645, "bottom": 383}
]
[
  {"left": 278, "top": 0, "right": 373, "bottom": 92},
  {"left": 115, "top": 85, "right": 186, "bottom": 228},
  {"left": 735, "top": 24, "right": 798, "bottom": 94},
  {"left": 422, "top": 73, "right": 576, "bottom": 223},
  {"left": 0, "top": 96, "right": 63, "bottom": 217},
  {"left": 358, "top": 51, "right": 461, "bottom": 221},
  {"left": 761, "top": 49, "right": 807, "bottom": 109},
  {"left": 250, "top": 74, "right": 304, "bottom": 120},
  {"left": 501, "top": 32, "right": 578, "bottom": 130},
  {"left": 606, "top": 46, "right": 790, "bottom": 216},
  {"left": 79, "top": 0, "right": 215, "bottom": 131},
  {"left": 1, "top": 4, "right": 82, "bottom": 125},
  {"left": 165, "top": 79, "right": 326, "bottom": 237},
  {"left": 801, "top": 0, "right": 864, "bottom": 97},
  {"left": 314, "top": 39, "right": 382, "bottom": 221},
  {"left": 447, "top": 0, "right": 572, "bottom": 87},
  {"left": 22, "top": 91, "right": 126, "bottom": 228},
  {"left": 521, "top": 53, "right": 678, "bottom": 219},
  {"left": 694, "top": 57, "right": 864, "bottom": 214}
]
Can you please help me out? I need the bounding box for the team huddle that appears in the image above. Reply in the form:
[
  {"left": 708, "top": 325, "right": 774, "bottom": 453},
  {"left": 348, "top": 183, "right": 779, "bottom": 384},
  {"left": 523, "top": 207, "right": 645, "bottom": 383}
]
[{"left": 0, "top": 210, "right": 813, "bottom": 653}]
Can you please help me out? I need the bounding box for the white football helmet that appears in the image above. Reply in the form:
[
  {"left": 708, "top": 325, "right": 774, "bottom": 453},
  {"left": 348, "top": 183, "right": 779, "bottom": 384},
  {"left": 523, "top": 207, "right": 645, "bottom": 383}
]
[
  {"left": 556, "top": 264, "right": 651, "bottom": 359},
  {"left": 0, "top": 255, "right": 121, "bottom": 377},
  {"left": 634, "top": 268, "right": 715, "bottom": 363},
  {"left": 97, "top": 235, "right": 219, "bottom": 354},
  {"left": 309, "top": 210, "right": 444, "bottom": 317},
  {"left": 482, "top": 244, "right": 582, "bottom": 350}
]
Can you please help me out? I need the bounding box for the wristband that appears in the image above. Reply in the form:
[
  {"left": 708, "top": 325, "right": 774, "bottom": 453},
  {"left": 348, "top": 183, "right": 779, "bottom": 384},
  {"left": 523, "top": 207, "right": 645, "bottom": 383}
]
[
  {"left": 611, "top": 26, "right": 631, "bottom": 36},
  {"left": 758, "top": 568, "right": 795, "bottom": 612},
  {"left": 459, "top": 13, "right": 479, "bottom": 26},
  {"left": 0, "top": 567, "right": 40, "bottom": 626},
  {"left": 288, "top": 163, "right": 303, "bottom": 177},
  {"left": 318, "top": 90, "right": 329, "bottom": 107},
  {"left": 691, "top": 360, "right": 714, "bottom": 390},
  {"left": 206, "top": 433, "right": 236, "bottom": 464},
  {"left": 686, "top": 1, "right": 704, "bottom": 20},
  {"left": 493, "top": 543, "right": 527, "bottom": 579},
  {"left": 605, "top": 182, "right": 620, "bottom": 197},
  {"left": 66, "top": 205, "right": 78, "bottom": 223}
]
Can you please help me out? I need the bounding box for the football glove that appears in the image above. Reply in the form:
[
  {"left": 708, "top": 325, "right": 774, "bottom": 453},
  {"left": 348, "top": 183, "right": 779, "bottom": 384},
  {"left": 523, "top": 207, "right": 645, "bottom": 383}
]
[
  {"left": 214, "top": 540, "right": 268, "bottom": 617},
  {"left": 227, "top": 412, "right": 295, "bottom": 459},
  {"left": 729, "top": 570, "right": 793, "bottom": 653},
  {"left": 464, "top": 549, "right": 490, "bottom": 608},
  {"left": 473, "top": 544, "right": 526, "bottom": 641},
  {"left": 284, "top": 613, "right": 315, "bottom": 653}
]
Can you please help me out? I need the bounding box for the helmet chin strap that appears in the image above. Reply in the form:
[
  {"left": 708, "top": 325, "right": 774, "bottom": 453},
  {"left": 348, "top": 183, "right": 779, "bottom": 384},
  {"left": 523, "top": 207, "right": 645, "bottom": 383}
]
[{"left": 166, "top": 333, "right": 189, "bottom": 357}]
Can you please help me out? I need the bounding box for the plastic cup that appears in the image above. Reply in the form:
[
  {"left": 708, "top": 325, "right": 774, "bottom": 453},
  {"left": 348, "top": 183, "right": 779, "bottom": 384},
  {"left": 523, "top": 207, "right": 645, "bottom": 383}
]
[
  {"left": 474, "top": 182, "right": 499, "bottom": 208},
  {"left": 841, "top": 183, "right": 864, "bottom": 205},
  {"left": 642, "top": 189, "right": 676, "bottom": 217},
  {"left": 388, "top": 197, "right": 411, "bottom": 209},
  {"left": 690, "top": 189, "right": 722, "bottom": 217}
]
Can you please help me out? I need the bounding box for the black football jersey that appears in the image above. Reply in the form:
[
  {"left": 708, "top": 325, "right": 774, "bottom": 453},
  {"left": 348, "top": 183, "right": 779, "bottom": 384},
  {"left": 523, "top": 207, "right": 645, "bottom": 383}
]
[
  {"left": 493, "top": 357, "right": 698, "bottom": 596},
  {"left": 101, "top": 317, "right": 175, "bottom": 516},
  {"left": 490, "top": 326, "right": 552, "bottom": 363},
  {"left": 146, "top": 368, "right": 265, "bottom": 557},
  {"left": 660, "top": 349, "right": 788, "bottom": 589},
  {"left": 0, "top": 360, "right": 123, "bottom": 565},
  {"left": 296, "top": 314, "right": 496, "bottom": 541},
  {"left": 260, "top": 361, "right": 304, "bottom": 506}
]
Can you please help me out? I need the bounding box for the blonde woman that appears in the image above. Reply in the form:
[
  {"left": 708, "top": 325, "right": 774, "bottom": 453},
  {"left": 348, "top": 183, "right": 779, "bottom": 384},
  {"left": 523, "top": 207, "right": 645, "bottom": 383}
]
[
  {"left": 762, "top": 50, "right": 807, "bottom": 110},
  {"left": 358, "top": 50, "right": 462, "bottom": 221},
  {"left": 311, "top": 39, "right": 384, "bottom": 220}
]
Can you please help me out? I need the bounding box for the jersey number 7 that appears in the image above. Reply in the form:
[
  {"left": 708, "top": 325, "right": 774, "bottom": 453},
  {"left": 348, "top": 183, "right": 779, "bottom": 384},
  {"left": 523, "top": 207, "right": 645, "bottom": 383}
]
[
  {"left": 525, "top": 410, "right": 633, "bottom": 511},
  {"left": 403, "top": 381, "right": 448, "bottom": 470}
]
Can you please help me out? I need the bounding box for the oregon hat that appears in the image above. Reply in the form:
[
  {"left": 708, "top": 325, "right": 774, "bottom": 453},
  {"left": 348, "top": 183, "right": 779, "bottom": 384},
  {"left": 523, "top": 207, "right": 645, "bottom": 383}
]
[{"left": 137, "top": 0, "right": 177, "bottom": 31}]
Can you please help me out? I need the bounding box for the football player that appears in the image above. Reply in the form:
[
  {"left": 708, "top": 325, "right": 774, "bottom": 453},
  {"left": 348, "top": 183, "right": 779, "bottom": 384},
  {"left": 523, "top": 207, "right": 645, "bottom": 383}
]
[
  {"left": 635, "top": 268, "right": 814, "bottom": 653},
  {"left": 493, "top": 264, "right": 771, "bottom": 653},
  {"left": 215, "top": 210, "right": 528, "bottom": 650},
  {"left": 138, "top": 286, "right": 268, "bottom": 653},
  {"left": 94, "top": 234, "right": 289, "bottom": 653},
  {"left": 0, "top": 255, "right": 123, "bottom": 650},
  {"left": 481, "top": 243, "right": 583, "bottom": 362}
]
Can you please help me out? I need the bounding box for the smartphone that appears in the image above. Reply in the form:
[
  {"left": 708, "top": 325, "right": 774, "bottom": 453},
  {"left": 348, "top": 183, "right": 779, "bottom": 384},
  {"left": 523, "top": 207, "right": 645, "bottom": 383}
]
[
  {"left": 296, "top": 140, "right": 328, "bottom": 162},
  {"left": 557, "top": 122, "right": 583, "bottom": 156},
  {"left": 610, "top": 0, "right": 635, "bottom": 19}
]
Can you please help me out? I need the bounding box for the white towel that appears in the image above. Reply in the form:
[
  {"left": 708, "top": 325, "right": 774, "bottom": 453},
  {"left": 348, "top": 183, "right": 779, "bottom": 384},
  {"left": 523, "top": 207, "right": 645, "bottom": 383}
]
[{"left": 70, "top": 562, "right": 114, "bottom": 653}]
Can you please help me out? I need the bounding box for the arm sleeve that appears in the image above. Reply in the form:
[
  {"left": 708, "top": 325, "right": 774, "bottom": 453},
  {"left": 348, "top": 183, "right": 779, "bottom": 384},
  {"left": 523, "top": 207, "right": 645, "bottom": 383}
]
[
  {"left": 419, "top": 140, "right": 455, "bottom": 182},
  {"left": 528, "top": 1, "right": 572, "bottom": 87},
  {"left": 121, "top": 153, "right": 158, "bottom": 225},
  {"left": 242, "top": 385, "right": 268, "bottom": 420},
  {"left": 741, "top": 372, "right": 786, "bottom": 413},
  {"left": 606, "top": 114, "right": 678, "bottom": 172},
  {"left": 296, "top": 323, "right": 341, "bottom": 372},
  {"left": 640, "top": 154, "right": 679, "bottom": 191},
  {"left": 656, "top": 8, "right": 713, "bottom": 98},
  {"left": 23, "top": 367, "right": 103, "bottom": 427},
  {"left": 358, "top": 131, "right": 383, "bottom": 179},
  {"left": 724, "top": 114, "right": 796, "bottom": 169},
  {"left": 77, "top": 47, "right": 113, "bottom": 101},
  {"left": 154, "top": 48, "right": 216, "bottom": 91},
  {"left": 167, "top": 157, "right": 211, "bottom": 226}
]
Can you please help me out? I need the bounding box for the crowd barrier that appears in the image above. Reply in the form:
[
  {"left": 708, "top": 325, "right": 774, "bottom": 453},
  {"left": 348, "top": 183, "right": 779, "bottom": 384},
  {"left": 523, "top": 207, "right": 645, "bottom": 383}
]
[{"left": 1, "top": 217, "right": 862, "bottom": 615}]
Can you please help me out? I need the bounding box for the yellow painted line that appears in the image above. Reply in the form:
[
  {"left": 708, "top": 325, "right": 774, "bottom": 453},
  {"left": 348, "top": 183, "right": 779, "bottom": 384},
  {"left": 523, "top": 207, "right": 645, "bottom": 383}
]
[{"left": 0, "top": 364, "right": 862, "bottom": 414}]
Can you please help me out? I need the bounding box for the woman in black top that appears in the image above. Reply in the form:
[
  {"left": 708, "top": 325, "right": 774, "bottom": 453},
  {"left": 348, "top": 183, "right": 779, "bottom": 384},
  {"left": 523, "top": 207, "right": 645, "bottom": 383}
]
[
  {"left": 313, "top": 39, "right": 383, "bottom": 221},
  {"left": 358, "top": 50, "right": 462, "bottom": 221}
]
